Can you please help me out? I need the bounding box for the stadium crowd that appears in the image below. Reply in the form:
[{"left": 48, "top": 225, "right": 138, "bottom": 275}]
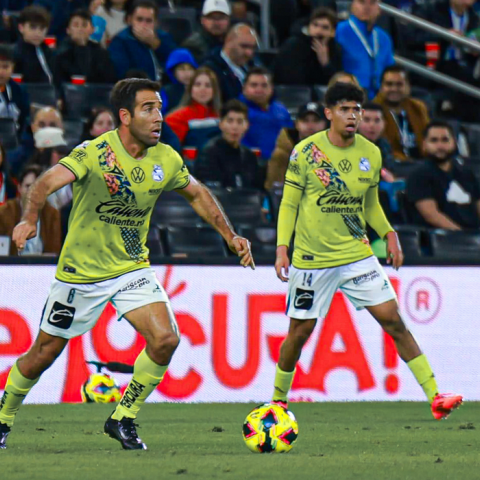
[{"left": 0, "top": 0, "right": 480, "bottom": 259}]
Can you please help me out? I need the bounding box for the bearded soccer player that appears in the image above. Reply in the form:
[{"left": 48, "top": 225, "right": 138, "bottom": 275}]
[
  {"left": 0, "top": 78, "right": 255, "bottom": 450},
  {"left": 271, "top": 82, "right": 462, "bottom": 420}
]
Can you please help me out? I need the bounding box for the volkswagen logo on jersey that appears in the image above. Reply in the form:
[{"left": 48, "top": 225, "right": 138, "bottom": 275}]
[
  {"left": 339, "top": 159, "right": 352, "bottom": 173},
  {"left": 152, "top": 165, "right": 164, "bottom": 182},
  {"left": 359, "top": 157, "right": 370, "bottom": 172},
  {"left": 131, "top": 167, "right": 145, "bottom": 183}
]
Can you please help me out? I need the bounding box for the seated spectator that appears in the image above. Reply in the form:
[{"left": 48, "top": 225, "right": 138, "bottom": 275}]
[
  {"left": 327, "top": 71, "right": 361, "bottom": 88},
  {"left": 239, "top": 66, "right": 293, "bottom": 162},
  {"left": 54, "top": 9, "right": 117, "bottom": 88},
  {"left": 335, "top": 0, "right": 394, "bottom": 99},
  {"left": 94, "top": 0, "right": 128, "bottom": 45},
  {"left": 231, "top": 0, "right": 260, "bottom": 31},
  {"left": 406, "top": 121, "right": 480, "bottom": 230},
  {"left": 374, "top": 65, "right": 430, "bottom": 162},
  {"left": 14, "top": 6, "right": 54, "bottom": 85},
  {"left": 0, "top": 164, "right": 62, "bottom": 256},
  {"left": 195, "top": 99, "right": 263, "bottom": 189},
  {"left": 0, "top": 142, "right": 17, "bottom": 207},
  {"left": 265, "top": 101, "right": 327, "bottom": 189},
  {"left": 163, "top": 49, "right": 198, "bottom": 114},
  {"left": 182, "top": 0, "right": 231, "bottom": 64},
  {"left": 82, "top": 106, "right": 116, "bottom": 140},
  {"left": 274, "top": 7, "right": 342, "bottom": 86},
  {"left": 165, "top": 67, "right": 221, "bottom": 149},
  {"left": 88, "top": 0, "right": 107, "bottom": 44},
  {"left": 203, "top": 23, "right": 259, "bottom": 102},
  {"left": 108, "top": 0, "right": 177, "bottom": 81}
]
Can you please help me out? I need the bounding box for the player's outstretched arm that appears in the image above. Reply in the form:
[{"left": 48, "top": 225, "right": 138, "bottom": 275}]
[
  {"left": 12, "top": 164, "right": 76, "bottom": 251},
  {"left": 175, "top": 176, "right": 255, "bottom": 269}
]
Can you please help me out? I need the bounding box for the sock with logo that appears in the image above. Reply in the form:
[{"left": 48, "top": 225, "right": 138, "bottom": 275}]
[
  {"left": 0, "top": 362, "right": 40, "bottom": 427},
  {"left": 111, "top": 349, "right": 168, "bottom": 420},
  {"left": 407, "top": 354, "right": 439, "bottom": 403},
  {"left": 272, "top": 364, "right": 296, "bottom": 403}
]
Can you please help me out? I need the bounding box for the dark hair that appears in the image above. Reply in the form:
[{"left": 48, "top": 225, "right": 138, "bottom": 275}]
[
  {"left": 0, "top": 44, "right": 14, "bottom": 63},
  {"left": 309, "top": 7, "right": 337, "bottom": 28},
  {"left": 82, "top": 106, "right": 116, "bottom": 140},
  {"left": 27, "top": 147, "right": 70, "bottom": 170},
  {"left": 363, "top": 102, "right": 384, "bottom": 114},
  {"left": 127, "top": 0, "right": 158, "bottom": 17},
  {"left": 220, "top": 99, "right": 248, "bottom": 120},
  {"left": 110, "top": 78, "right": 161, "bottom": 124},
  {"left": 104, "top": 0, "right": 131, "bottom": 14},
  {"left": 0, "top": 141, "right": 7, "bottom": 172},
  {"left": 19, "top": 164, "right": 44, "bottom": 184},
  {"left": 125, "top": 69, "right": 149, "bottom": 79},
  {"left": 424, "top": 120, "right": 455, "bottom": 139},
  {"left": 68, "top": 9, "right": 92, "bottom": 26},
  {"left": 381, "top": 65, "right": 409, "bottom": 84},
  {"left": 245, "top": 66, "right": 272, "bottom": 84},
  {"left": 324, "top": 82, "right": 365, "bottom": 107},
  {"left": 18, "top": 5, "right": 51, "bottom": 28}
]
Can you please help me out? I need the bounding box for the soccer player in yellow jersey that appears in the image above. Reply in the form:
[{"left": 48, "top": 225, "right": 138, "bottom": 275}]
[
  {"left": 0, "top": 78, "right": 255, "bottom": 450},
  {"left": 271, "top": 82, "right": 462, "bottom": 420}
]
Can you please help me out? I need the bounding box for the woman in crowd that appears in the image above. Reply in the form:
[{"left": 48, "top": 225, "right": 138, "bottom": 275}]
[
  {"left": 94, "top": 0, "right": 129, "bottom": 45},
  {"left": 82, "top": 107, "right": 116, "bottom": 140}
]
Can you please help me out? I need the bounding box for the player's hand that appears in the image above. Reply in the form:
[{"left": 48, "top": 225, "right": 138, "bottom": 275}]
[
  {"left": 385, "top": 231, "right": 403, "bottom": 270},
  {"left": 12, "top": 220, "right": 37, "bottom": 252},
  {"left": 275, "top": 245, "right": 290, "bottom": 282},
  {"left": 228, "top": 235, "right": 255, "bottom": 270}
]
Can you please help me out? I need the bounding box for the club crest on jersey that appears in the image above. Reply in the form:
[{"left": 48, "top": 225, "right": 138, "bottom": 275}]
[
  {"left": 290, "top": 149, "right": 298, "bottom": 162},
  {"left": 359, "top": 157, "right": 370, "bottom": 172},
  {"left": 152, "top": 165, "right": 164, "bottom": 182}
]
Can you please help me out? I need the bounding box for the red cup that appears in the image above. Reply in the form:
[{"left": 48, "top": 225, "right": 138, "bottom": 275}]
[
  {"left": 11, "top": 73, "right": 23, "bottom": 84},
  {"left": 425, "top": 42, "right": 440, "bottom": 69},
  {"left": 252, "top": 147, "right": 262, "bottom": 158},
  {"left": 71, "top": 75, "right": 86, "bottom": 85},
  {"left": 44, "top": 36, "right": 57, "bottom": 48},
  {"left": 182, "top": 146, "right": 198, "bottom": 161}
]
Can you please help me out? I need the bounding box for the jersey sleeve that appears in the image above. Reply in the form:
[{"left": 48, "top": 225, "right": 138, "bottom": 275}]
[
  {"left": 164, "top": 150, "right": 191, "bottom": 191},
  {"left": 284, "top": 146, "right": 307, "bottom": 191},
  {"left": 58, "top": 142, "right": 93, "bottom": 181}
]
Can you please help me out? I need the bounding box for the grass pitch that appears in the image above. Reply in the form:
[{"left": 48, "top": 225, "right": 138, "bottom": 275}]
[{"left": 1, "top": 402, "right": 478, "bottom": 480}]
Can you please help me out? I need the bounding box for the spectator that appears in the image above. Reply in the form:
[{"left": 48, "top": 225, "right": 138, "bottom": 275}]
[
  {"left": 163, "top": 49, "right": 198, "bottom": 114},
  {"left": 203, "top": 23, "right": 259, "bottom": 102},
  {"left": 82, "top": 106, "right": 116, "bottom": 140},
  {"left": 108, "top": 0, "right": 177, "bottom": 81},
  {"left": 239, "top": 66, "right": 293, "bottom": 162},
  {"left": 335, "top": 0, "right": 394, "bottom": 99},
  {"left": 265, "top": 101, "right": 327, "bottom": 189},
  {"left": 54, "top": 9, "right": 117, "bottom": 88},
  {"left": 195, "top": 99, "right": 263, "bottom": 189},
  {"left": 273, "top": 8, "right": 342, "bottom": 86},
  {"left": 231, "top": 0, "right": 259, "bottom": 31},
  {"left": 182, "top": 0, "right": 231, "bottom": 64},
  {"left": 374, "top": 65, "right": 430, "bottom": 161},
  {"left": 0, "top": 164, "right": 62, "bottom": 255},
  {"left": 165, "top": 66, "right": 221, "bottom": 149},
  {"left": 88, "top": 0, "right": 107, "bottom": 44},
  {"left": 94, "top": 0, "right": 128, "bottom": 44},
  {"left": 0, "top": 142, "right": 17, "bottom": 207},
  {"left": 327, "top": 71, "right": 361, "bottom": 88},
  {"left": 406, "top": 121, "right": 480, "bottom": 230},
  {"left": 14, "top": 6, "right": 54, "bottom": 84}
]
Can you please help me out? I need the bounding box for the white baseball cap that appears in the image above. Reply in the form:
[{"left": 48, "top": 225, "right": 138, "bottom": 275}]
[
  {"left": 202, "top": 0, "right": 231, "bottom": 16},
  {"left": 34, "top": 127, "right": 67, "bottom": 148}
]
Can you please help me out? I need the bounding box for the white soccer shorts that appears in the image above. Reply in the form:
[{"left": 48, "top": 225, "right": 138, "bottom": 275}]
[
  {"left": 286, "top": 256, "right": 397, "bottom": 320},
  {"left": 40, "top": 268, "right": 170, "bottom": 339}
]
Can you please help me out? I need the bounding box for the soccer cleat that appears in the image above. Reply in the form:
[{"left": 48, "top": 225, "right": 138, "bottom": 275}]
[
  {"left": 271, "top": 400, "right": 288, "bottom": 410},
  {"left": 0, "top": 422, "right": 11, "bottom": 450},
  {"left": 431, "top": 393, "right": 463, "bottom": 420},
  {"left": 104, "top": 414, "right": 147, "bottom": 450}
]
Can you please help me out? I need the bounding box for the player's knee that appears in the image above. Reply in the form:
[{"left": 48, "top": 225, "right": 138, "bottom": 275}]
[
  {"left": 382, "top": 318, "right": 407, "bottom": 340},
  {"left": 148, "top": 331, "right": 180, "bottom": 359}
]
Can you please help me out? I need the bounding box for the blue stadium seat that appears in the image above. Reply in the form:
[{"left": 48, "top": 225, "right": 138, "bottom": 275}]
[
  {"left": 214, "top": 188, "right": 266, "bottom": 226},
  {"left": 274, "top": 85, "right": 312, "bottom": 114},
  {"left": 0, "top": 118, "right": 18, "bottom": 150},
  {"left": 165, "top": 225, "right": 228, "bottom": 258},
  {"left": 430, "top": 230, "right": 480, "bottom": 262},
  {"left": 152, "top": 190, "right": 201, "bottom": 227},
  {"left": 237, "top": 225, "right": 277, "bottom": 260},
  {"left": 23, "top": 83, "right": 57, "bottom": 107},
  {"left": 62, "top": 83, "right": 114, "bottom": 119}
]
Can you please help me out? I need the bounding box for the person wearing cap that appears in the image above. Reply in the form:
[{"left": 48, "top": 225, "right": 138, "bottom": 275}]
[
  {"left": 265, "top": 101, "right": 328, "bottom": 189},
  {"left": 182, "top": 0, "right": 231, "bottom": 64}
]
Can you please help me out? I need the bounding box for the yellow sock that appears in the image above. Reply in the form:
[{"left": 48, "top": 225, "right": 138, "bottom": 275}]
[
  {"left": 112, "top": 349, "right": 167, "bottom": 420},
  {"left": 407, "top": 354, "right": 439, "bottom": 403},
  {"left": 272, "top": 364, "right": 295, "bottom": 403},
  {"left": 0, "top": 363, "right": 39, "bottom": 426}
]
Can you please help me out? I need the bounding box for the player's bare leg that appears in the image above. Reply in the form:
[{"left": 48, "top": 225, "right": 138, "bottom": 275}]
[
  {"left": 105, "top": 301, "right": 180, "bottom": 450},
  {"left": 272, "top": 318, "right": 316, "bottom": 408},
  {"left": 367, "top": 299, "right": 462, "bottom": 419}
]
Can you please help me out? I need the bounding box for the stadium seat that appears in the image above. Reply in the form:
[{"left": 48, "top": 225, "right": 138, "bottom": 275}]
[
  {"left": 62, "top": 83, "right": 114, "bottom": 119},
  {"left": 460, "top": 123, "right": 480, "bottom": 156},
  {"left": 0, "top": 118, "right": 19, "bottom": 150},
  {"left": 313, "top": 84, "right": 328, "bottom": 104},
  {"left": 258, "top": 50, "right": 278, "bottom": 69},
  {"left": 146, "top": 225, "right": 166, "bottom": 256},
  {"left": 63, "top": 119, "right": 84, "bottom": 148},
  {"left": 394, "top": 225, "right": 423, "bottom": 259},
  {"left": 410, "top": 86, "right": 435, "bottom": 116},
  {"left": 274, "top": 85, "right": 312, "bottom": 114},
  {"left": 165, "top": 225, "right": 228, "bottom": 257},
  {"left": 214, "top": 188, "right": 266, "bottom": 226},
  {"left": 23, "top": 83, "right": 57, "bottom": 107},
  {"left": 237, "top": 225, "right": 277, "bottom": 260},
  {"left": 430, "top": 229, "right": 480, "bottom": 262},
  {"left": 158, "top": 17, "right": 193, "bottom": 45},
  {"left": 152, "top": 190, "right": 201, "bottom": 226}
]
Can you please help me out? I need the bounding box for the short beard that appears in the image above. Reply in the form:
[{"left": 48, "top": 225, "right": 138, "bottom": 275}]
[
  {"left": 429, "top": 152, "right": 454, "bottom": 165},
  {"left": 341, "top": 130, "right": 356, "bottom": 140}
]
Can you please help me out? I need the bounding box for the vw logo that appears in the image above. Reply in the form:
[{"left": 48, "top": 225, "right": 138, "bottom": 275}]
[
  {"left": 131, "top": 167, "right": 145, "bottom": 183},
  {"left": 339, "top": 159, "right": 352, "bottom": 173}
]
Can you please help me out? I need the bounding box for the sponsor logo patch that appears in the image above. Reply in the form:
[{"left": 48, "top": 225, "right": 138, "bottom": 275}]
[
  {"left": 148, "top": 188, "right": 162, "bottom": 195},
  {"left": 289, "top": 149, "right": 298, "bottom": 162},
  {"left": 152, "top": 164, "right": 164, "bottom": 182},
  {"left": 70, "top": 149, "right": 86, "bottom": 164},
  {"left": 352, "top": 270, "right": 380, "bottom": 286},
  {"left": 131, "top": 167, "right": 145, "bottom": 183},
  {"left": 288, "top": 162, "right": 300, "bottom": 175},
  {"left": 294, "top": 288, "right": 314, "bottom": 310},
  {"left": 339, "top": 159, "right": 352, "bottom": 173},
  {"left": 358, "top": 177, "right": 372, "bottom": 183},
  {"left": 119, "top": 277, "right": 150, "bottom": 292},
  {"left": 359, "top": 157, "right": 370, "bottom": 172},
  {"left": 47, "top": 302, "right": 76, "bottom": 330}
]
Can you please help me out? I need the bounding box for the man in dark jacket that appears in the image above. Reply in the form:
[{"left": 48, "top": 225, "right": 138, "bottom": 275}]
[
  {"left": 195, "top": 99, "right": 263, "bottom": 189},
  {"left": 14, "top": 5, "right": 55, "bottom": 84},
  {"left": 108, "top": 0, "right": 177, "bottom": 81},
  {"left": 54, "top": 9, "right": 117, "bottom": 88},
  {"left": 274, "top": 7, "right": 342, "bottom": 86},
  {"left": 182, "top": 0, "right": 231, "bottom": 64}
]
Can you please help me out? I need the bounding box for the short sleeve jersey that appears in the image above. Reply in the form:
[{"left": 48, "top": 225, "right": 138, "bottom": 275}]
[
  {"left": 57, "top": 130, "right": 190, "bottom": 283},
  {"left": 286, "top": 130, "right": 383, "bottom": 269}
]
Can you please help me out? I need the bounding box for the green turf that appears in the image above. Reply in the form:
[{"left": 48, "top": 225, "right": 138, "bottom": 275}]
[{"left": 1, "top": 402, "right": 478, "bottom": 480}]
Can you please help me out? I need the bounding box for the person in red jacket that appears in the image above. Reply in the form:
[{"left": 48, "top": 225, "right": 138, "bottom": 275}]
[{"left": 165, "top": 66, "right": 222, "bottom": 150}]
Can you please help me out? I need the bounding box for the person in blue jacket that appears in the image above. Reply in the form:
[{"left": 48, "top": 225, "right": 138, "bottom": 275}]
[
  {"left": 335, "top": 0, "right": 394, "bottom": 100},
  {"left": 108, "top": 0, "right": 177, "bottom": 81}
]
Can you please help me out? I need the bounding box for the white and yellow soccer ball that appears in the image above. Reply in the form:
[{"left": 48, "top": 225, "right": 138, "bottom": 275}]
[
  {"left": 81, "top": 373, "right": 122, "bottom": 403},
  {"left": 242, "top": 403, "right": 299, "bottom": 453}
]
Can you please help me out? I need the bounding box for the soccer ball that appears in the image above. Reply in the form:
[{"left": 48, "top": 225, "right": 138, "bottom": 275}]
[
  {"left": 242, "top": 403, "right": 299, "bottom": 453},
  {"left": 81, "top": 373, "right": 122, "bottom": 403}
]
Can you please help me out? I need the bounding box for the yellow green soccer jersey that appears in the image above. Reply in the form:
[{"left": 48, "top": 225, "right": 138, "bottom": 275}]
[
  {"left": 57, "top": 130, "right": 190, "bottom": 283},
  {"left": 278, "top": 130, "right": 393, "bottom": 269}
]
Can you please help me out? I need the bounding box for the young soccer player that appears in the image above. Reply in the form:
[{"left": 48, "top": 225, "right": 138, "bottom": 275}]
[
  {"left": 272, "top": 82, "right": 462, "bottom": 420},
  {"left": 0, "top": 78, "right": 254, "bottom": 451}
]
